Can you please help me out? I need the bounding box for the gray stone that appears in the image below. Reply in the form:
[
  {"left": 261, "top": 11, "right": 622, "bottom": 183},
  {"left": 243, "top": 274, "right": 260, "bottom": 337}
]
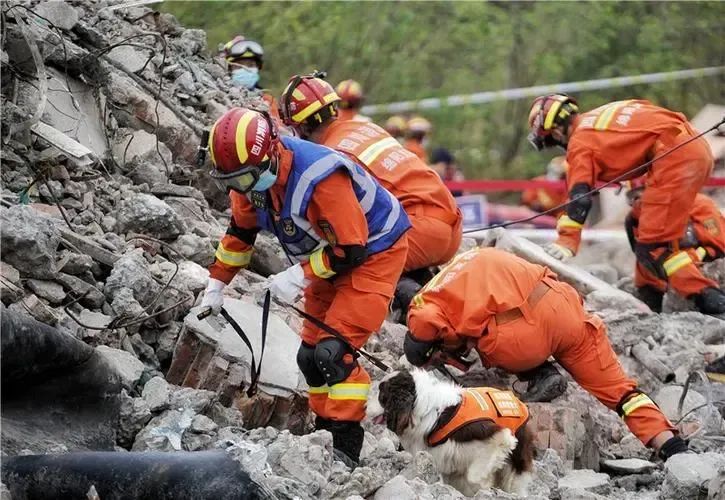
[
  {"left": 156, "top": 322, "right": 182, "bottom": 365},
  {"left": 182, "top": 432, "right": 215, "bottom": 452},
  {"left": 249, "top": 232, "right": 290, "bottom": 277},
  {"left": 9, "top": 294, "right": 61, "bottom": 325},
  {"left": 374, "top": 475, "right": 417, "bottom": 500},
  {"left": 558, "top": 470, "right": 611, "bottom": 496},
  {"left": 96, "top": 345, "right": 144, "bottom": 390},
  {"left": 114, "top": 129, "right": 173, "bottom": 167},
  {"left": 150, "top": 183, "right": 206, "bottom": 201},
  {"left": 78, "top": 309, "right": 112, "bottom": 330},
  {"left": 141, "top": 376, "right": 170, "bottom": 413},
  {"left": 206, "top": 402, "right": 244, "bottom": 428},
  {"left": 190, "top": 414, "right": 218, "bottom": 434},
  {"left": 59, "top": 252, "right": 94, "bottom": 276},
  {"left": 128, "top": 162, "right": 168, "bottom": 187},
  {"left": 1, "top": 261, "right": 24, "bottom": 304},
  {"left": 170, "top": 234, "right": 215, "bottom": 266},
  {"left": 110, "top": 288, "right": 147, "bottom": 322},
  {"left": 116, "top": 193, "right": 184, "bottom": 240},
  {"left": 602, "top": 458, "right": 656, "bottom": 475},
  {"left": 175, "top": 71, "right": 196, "bottom": 94},
  {"left": 168, "top": 387, "right": 215, "bottom": 413},
  {"left": 662, "top": 452, "right": 725, "bottom": 500},
  {"left": 401, "top": 451, "right": 440, "bottom": 484},
  {"left": 35, "top": 1, "right": 79, "bottom": 30},
  {"left": 107, "top": 45, "right": 152, "bottom": 74},
  {"left": 153, "top": 260, "right": 209, "bottom": 296},
  {"left": 580, "top": 263, "right": 619, "bottom": 284},
  {"left": 117, "top": 390, "right": 152, "bottom": 448},
  {"left": 1, "top": 206, "right": 60, "bottom": 279},
  {"left": 104, "top": 249, "right": 161, "bottom": 306},
  {"left": 132, "top": 408, "right": 196, "bottom": 452},
  {"left": 26, "top": 279, "right": 66, "bottom": 304},
  {"left": 55, "top": 273, "right": 105, "bottom": 309},
  {"left": 709, "top": 466, "right": 725, "bottom": 500}
]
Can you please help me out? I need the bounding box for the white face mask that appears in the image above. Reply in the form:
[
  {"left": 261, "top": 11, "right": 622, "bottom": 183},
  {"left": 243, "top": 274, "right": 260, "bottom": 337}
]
[{"left": 231, "top": 66, "right": 260, "bottom": 89}]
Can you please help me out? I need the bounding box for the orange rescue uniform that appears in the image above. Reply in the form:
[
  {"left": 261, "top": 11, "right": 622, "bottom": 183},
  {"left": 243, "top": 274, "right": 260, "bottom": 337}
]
[
  {"left": 556, "top": 100, "right": 714, "bottom": 289},
  {"left": 320, "top": 120, "right": 463, "bottom": 271},
  {"left": 403, "top": 138, "right": 428, "bottom": 163},
  {"left": 407, "top": 247, "right": 676, "bottom": 446},
  {"left": 628, "top": 193, "right": 725, "bottom": 296},
  {"left": 521, "top": 175, "right": 567, "bottom": 216},
  {"left": 209, "top": 149, "right": 408, "bottom": 422}
]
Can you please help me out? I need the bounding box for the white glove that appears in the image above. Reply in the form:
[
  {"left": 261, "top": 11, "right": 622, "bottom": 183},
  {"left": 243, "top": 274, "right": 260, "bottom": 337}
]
[
  {"left": 543, "top": 242, "right": 574, "bottom": 261},
  {"left": 269, "top": 263, "right": 309, "bottom": 304},
  {"left": 201, "top": 278, "right": 226, "bottom": 315}
]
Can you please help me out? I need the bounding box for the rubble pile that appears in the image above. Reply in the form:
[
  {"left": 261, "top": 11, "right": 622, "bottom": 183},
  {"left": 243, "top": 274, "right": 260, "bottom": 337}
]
[{"left": 2, "top": 1, "right": 725, "bottom": 499}]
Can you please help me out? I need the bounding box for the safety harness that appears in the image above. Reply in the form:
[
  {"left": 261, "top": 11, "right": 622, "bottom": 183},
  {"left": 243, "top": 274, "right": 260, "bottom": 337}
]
[{"left": 427, "top": 387, "right": 529, "bottom": 447}]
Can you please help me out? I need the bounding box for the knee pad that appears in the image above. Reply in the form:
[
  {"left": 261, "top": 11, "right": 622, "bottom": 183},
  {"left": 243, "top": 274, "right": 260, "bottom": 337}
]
[
  {"left": 314, "top": 338, "right": 358, "bottom": 386},
  {"left": 616, "top": 390, "right": 657, "bottom": 418},
  {"left": 634, "top": 243, "right": 669, "bottom": 280},
  {"left": 296, "top": 342, "right": 326, "bottom": 387}
]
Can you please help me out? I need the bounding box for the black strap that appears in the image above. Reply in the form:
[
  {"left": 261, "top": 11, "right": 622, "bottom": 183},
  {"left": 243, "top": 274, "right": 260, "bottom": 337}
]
[
  {"left": 219, "top": 291, "right": 271, "bottom": 397},
  {"left": 289, "top": 304, "right": 390, "bottom": 372}
]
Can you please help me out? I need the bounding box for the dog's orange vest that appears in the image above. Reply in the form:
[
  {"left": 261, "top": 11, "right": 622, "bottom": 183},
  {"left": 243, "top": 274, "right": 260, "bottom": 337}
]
[{"left": 427, "top": 387, "right": 529, "bottom": 447}]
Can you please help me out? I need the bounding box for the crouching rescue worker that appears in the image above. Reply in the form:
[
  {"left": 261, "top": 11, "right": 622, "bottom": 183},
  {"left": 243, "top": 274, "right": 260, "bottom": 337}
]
[
  {"left": 528, "top": 94, "right": 725, "bottom": 315},
  {"left": 404, "top": 247, "right": 688, "bottom": 461},
  {"left": 279, "top": 74, "right": 463, "bottom": 314},
  {"left": 625, "top": 178, "right": 725, "bottom": 312},
  {"left": 199, "top": 107, "right": 410, "bottom": 465}
]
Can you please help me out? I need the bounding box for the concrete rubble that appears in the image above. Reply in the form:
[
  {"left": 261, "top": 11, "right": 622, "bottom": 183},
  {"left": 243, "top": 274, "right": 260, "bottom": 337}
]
[{"left": 1, "top": 1, "right": 724, "bottom": 499}]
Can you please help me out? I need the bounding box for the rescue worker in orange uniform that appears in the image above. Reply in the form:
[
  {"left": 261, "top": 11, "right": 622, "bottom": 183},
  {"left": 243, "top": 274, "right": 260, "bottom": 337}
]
[
  {"left": 403, "top": 247, "right": 689, "bottom": 461},
  {"left": 625, "top": 178, "right": 725, "bottom": 312},
  {"left": 404, "top": 116, "right": 432, "bottom": 162},
  {"left": 200, "top": 107, "right": 410, "bottom": 465},
  {"left": 220, "top": 36, "right": 281, "bottom": 122},
  {"left": 521, "top": 156, "right": 568, "bottom": 217},
  {"left": 384, "top": 115, "right": 407, "bottom": 143},
  {"left": 279, "top": 74, "right": 463, "bottom": 313},
  {"left": 335, "top": 79, "right": 371, "bottom": 122},
  {"left": 527, "top": 94, "right": 725, "bottom": 314}
]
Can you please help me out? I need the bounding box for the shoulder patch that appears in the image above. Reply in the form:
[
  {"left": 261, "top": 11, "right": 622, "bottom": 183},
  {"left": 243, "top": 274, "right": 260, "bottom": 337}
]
[
  {"left": 704, "top": 218, "right": 720, "bottom": 236},
  {"left": 250, "top": 191, "right": 267, "bottom": 209}
]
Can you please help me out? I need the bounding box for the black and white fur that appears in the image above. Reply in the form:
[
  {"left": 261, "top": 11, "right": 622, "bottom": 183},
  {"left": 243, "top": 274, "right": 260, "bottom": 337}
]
[{"left": 367, "top": 368, "right": 534, "bottom": 496}]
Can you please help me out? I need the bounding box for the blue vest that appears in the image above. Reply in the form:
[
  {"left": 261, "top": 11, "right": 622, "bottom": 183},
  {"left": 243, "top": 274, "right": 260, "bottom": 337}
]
[{"left": 250, "top": 137, "right": 410, "bottom": 257}]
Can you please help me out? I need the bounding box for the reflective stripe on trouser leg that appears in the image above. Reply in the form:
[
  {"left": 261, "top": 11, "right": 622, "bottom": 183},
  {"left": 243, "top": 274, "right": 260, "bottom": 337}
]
[
  {"left": 325, "top": 365, "right": 371, "bottom": 422},
  {"left": 308, "top": 385, "right": 329, "bottom": 417},
  {"left": 666, "top": 248, "right": 719, "bottom": 297}
]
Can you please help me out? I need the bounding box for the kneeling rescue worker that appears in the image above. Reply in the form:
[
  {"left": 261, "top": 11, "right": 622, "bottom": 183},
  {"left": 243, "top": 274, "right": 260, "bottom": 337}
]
[
  {"left": 279, "top": 73, "right": 463, "bottom": 311},
  {"left": 527, "top": 94, "right": 725, "bottom": 315},
  {"left": 404, "top": 247, "right": 689, "bottom": 461},
  {"left": 625, "top": 179, "right": 725, "bottom": 312},
  {"left": 200, "top": 107, "right": 410, "bottom": 465}
]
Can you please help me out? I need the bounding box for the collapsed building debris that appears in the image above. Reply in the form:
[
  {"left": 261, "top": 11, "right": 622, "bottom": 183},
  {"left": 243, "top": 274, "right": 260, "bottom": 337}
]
[{"left": 1, "top": 1, "right": 724, "bottom": 499}]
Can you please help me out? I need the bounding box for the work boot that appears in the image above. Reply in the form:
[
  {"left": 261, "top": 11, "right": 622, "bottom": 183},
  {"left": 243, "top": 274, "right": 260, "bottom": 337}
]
[
  {"left": 693, "top": 287, "right": 725, "bottom": 315},
  {"left": 390, "top": 276, "right": 423, "bottom": 324},
  {"left": 315, "top": 418, "right": 364, "bottom": 467},
  {"left": 658, "top": 435, "right": 689, "bottom": 461},
  {"left": 517, "top": 361, "right": 567, "bottom": 402},
  {"left": 636, "top": 286, "right": 664, "bottom": 313}
]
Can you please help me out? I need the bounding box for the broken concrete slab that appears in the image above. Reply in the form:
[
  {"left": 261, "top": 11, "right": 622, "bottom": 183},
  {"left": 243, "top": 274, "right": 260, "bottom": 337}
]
[
  {"left": 34, "top": 1, "right": 80, "bottom": 31},
  {"left": 662, "top": 452, "right": 725, "bottom": 500},
  {"left": 104, "top": 249, "right": 161, "bottom": 307},
  {"left": 142, "top": 375, "right": 170, "bottom": 413},
  {"left": 55, "top": 273, "right": 105, "bottom": 309},
  {"left": 113, "top": 129, "right": 173, "bottom": 167},
  {"left": 601, "top": 458, "right": 656, "bottom": 475},
  {"left": 0, "top": 261, "right": 24, "bottom": 305},
  {"left": 57, "top": 226, "right": 121, "bottom": 267},
  {"left": 78, "top": 309, "right": 112, "bottom": 330},
  {"left": 558, "top": 469, "right": 611, "bottom": 496},
  {"left": 96, "top": 345, "right": 144, "bottom": 390},
  {"left": 26, "top": 279, "right": 66, "bottom": 305},
  {"left": 1, "top": 205, "right": 60, "bottom": 279},
  {"left": 115, "top": 193, "right": 184, "bottom": 240},
  {"left": 170, "top": 234, "right": 215, "bottom": 267}
]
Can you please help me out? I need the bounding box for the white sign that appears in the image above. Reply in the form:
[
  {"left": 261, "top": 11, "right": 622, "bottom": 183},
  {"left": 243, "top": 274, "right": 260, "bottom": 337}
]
[{"left": 456, "top": 194, "right": 488, "bottom": 230}]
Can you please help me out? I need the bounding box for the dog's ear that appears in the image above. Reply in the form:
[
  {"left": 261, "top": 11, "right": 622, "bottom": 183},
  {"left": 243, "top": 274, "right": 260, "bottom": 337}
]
[{"left": 379, "top": 371, "right": 416, "bottom": 435}]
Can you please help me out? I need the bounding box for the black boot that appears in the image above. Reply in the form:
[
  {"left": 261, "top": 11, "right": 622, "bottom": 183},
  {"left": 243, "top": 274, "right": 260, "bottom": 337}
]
[
  {"left": 636, "top": 286, "right": 664, "bottom": 313},
  {"left": 693, "top": 287, "right": 725, "bottom": 315},
  {"left": 658, "top": 435, "right": 689, "bottom": 460},
  {"left": 517, "top": 361, "right": 567, "bottom": 402},
  {"left": 315, "top": 418, "right": 364, "bottom": 468}
]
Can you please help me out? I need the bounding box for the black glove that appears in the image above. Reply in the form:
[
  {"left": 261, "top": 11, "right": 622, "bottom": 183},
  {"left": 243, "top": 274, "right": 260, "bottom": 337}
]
[{"left": 403, "top": 331, "right": 438, "bottom": 367}]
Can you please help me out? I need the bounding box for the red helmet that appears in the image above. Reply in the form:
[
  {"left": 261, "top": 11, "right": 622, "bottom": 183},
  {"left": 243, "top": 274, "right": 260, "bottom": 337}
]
[
  {"left": 336, "top": 79, "right": 363, "bottom": 108},
  {"left": 527, "top": 94, "right": 579, "bottom": 151},
  {"left": 207, "top": 107, "right": 278, "bottom": 193},
  {"left": 280, "top": 73, "right": 340, "bottom": 130}
]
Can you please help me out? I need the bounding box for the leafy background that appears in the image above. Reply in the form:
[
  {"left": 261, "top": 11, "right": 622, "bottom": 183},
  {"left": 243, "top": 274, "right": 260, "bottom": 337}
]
[{"left": 163, "top": 1, "right": 724, "bottom": 181}]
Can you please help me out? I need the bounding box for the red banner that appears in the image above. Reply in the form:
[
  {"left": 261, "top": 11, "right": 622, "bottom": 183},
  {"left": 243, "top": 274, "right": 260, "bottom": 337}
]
[{"left": 445, "top": 178, "right": 725, "bottom": 193}]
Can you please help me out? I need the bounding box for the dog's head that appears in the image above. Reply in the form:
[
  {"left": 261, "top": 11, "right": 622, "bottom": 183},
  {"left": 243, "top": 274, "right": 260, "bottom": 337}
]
[{"left": 367, "top": 370, "right": 417, "bottom": 435}]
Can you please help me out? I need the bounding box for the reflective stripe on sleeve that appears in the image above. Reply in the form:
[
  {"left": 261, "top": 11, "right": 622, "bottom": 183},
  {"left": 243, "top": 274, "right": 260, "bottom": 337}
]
[{"left": 215, "top": 243, "right": 253, "bottom": 267}]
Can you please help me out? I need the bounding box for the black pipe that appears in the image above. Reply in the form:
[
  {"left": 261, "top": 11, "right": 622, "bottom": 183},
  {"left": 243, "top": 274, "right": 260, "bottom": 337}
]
[{"left": 2, "top": 451, "right": 274, "bottom": 500}]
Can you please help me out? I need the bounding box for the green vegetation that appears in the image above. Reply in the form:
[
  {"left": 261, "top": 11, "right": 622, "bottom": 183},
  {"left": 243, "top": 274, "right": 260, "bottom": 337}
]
[{"left": 163, "top": 1, "right": 724, "bottom": 180}]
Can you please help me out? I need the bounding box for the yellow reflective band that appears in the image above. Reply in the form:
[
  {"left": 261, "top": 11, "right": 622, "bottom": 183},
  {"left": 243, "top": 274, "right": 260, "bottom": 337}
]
[
  {"left": 543, "top": 100, "right": 564, "bottom": 130},
  {"left": 308, "top": 385, "right": 329, "bottom": 395},
  {"left": 208, "top": 121, "right": 217, "bottom": 165},
  {"left": 328, "top": 383, "right": 370, "bottom": 401},
  {"left": 557, "top": 215, "right": 584, "bottom": 230},
  {"left": 291, "top": 95, "right": 337, "bottom": 123},
  {"left": 322, "top": 92, "right": 338, "bottom": 104},
  {"left": 706, "top": 372, "right": 725, "bottom": 384},
  {"left": 235, "top": 111, "right": 256, "bottom": 164},
  {"left": 412, "top": 294, "right": 425, "bottom": 308},
  {"left": 310, "top": 247, "right": 335, "bottom": 279},
  {"left": 663, "top": 251, "right": 693, "bottom": 277},
  {"left": 215, "top": 244, "right": 253, "bottom": 267},
  {"left": 467, "top": 389, "right": 490, "bottom": 412},
  {"left": 621, "top": 393, "right": 656, "bottom": 417},
  {"left": 358, "top": 137, "right": 399, "bottom": 165},
  {"left": 696, "top": 247, "right": 708, "bottom": 261},
  {"left": 594, "top": 100, "right": 632, "bottom": 131}
]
